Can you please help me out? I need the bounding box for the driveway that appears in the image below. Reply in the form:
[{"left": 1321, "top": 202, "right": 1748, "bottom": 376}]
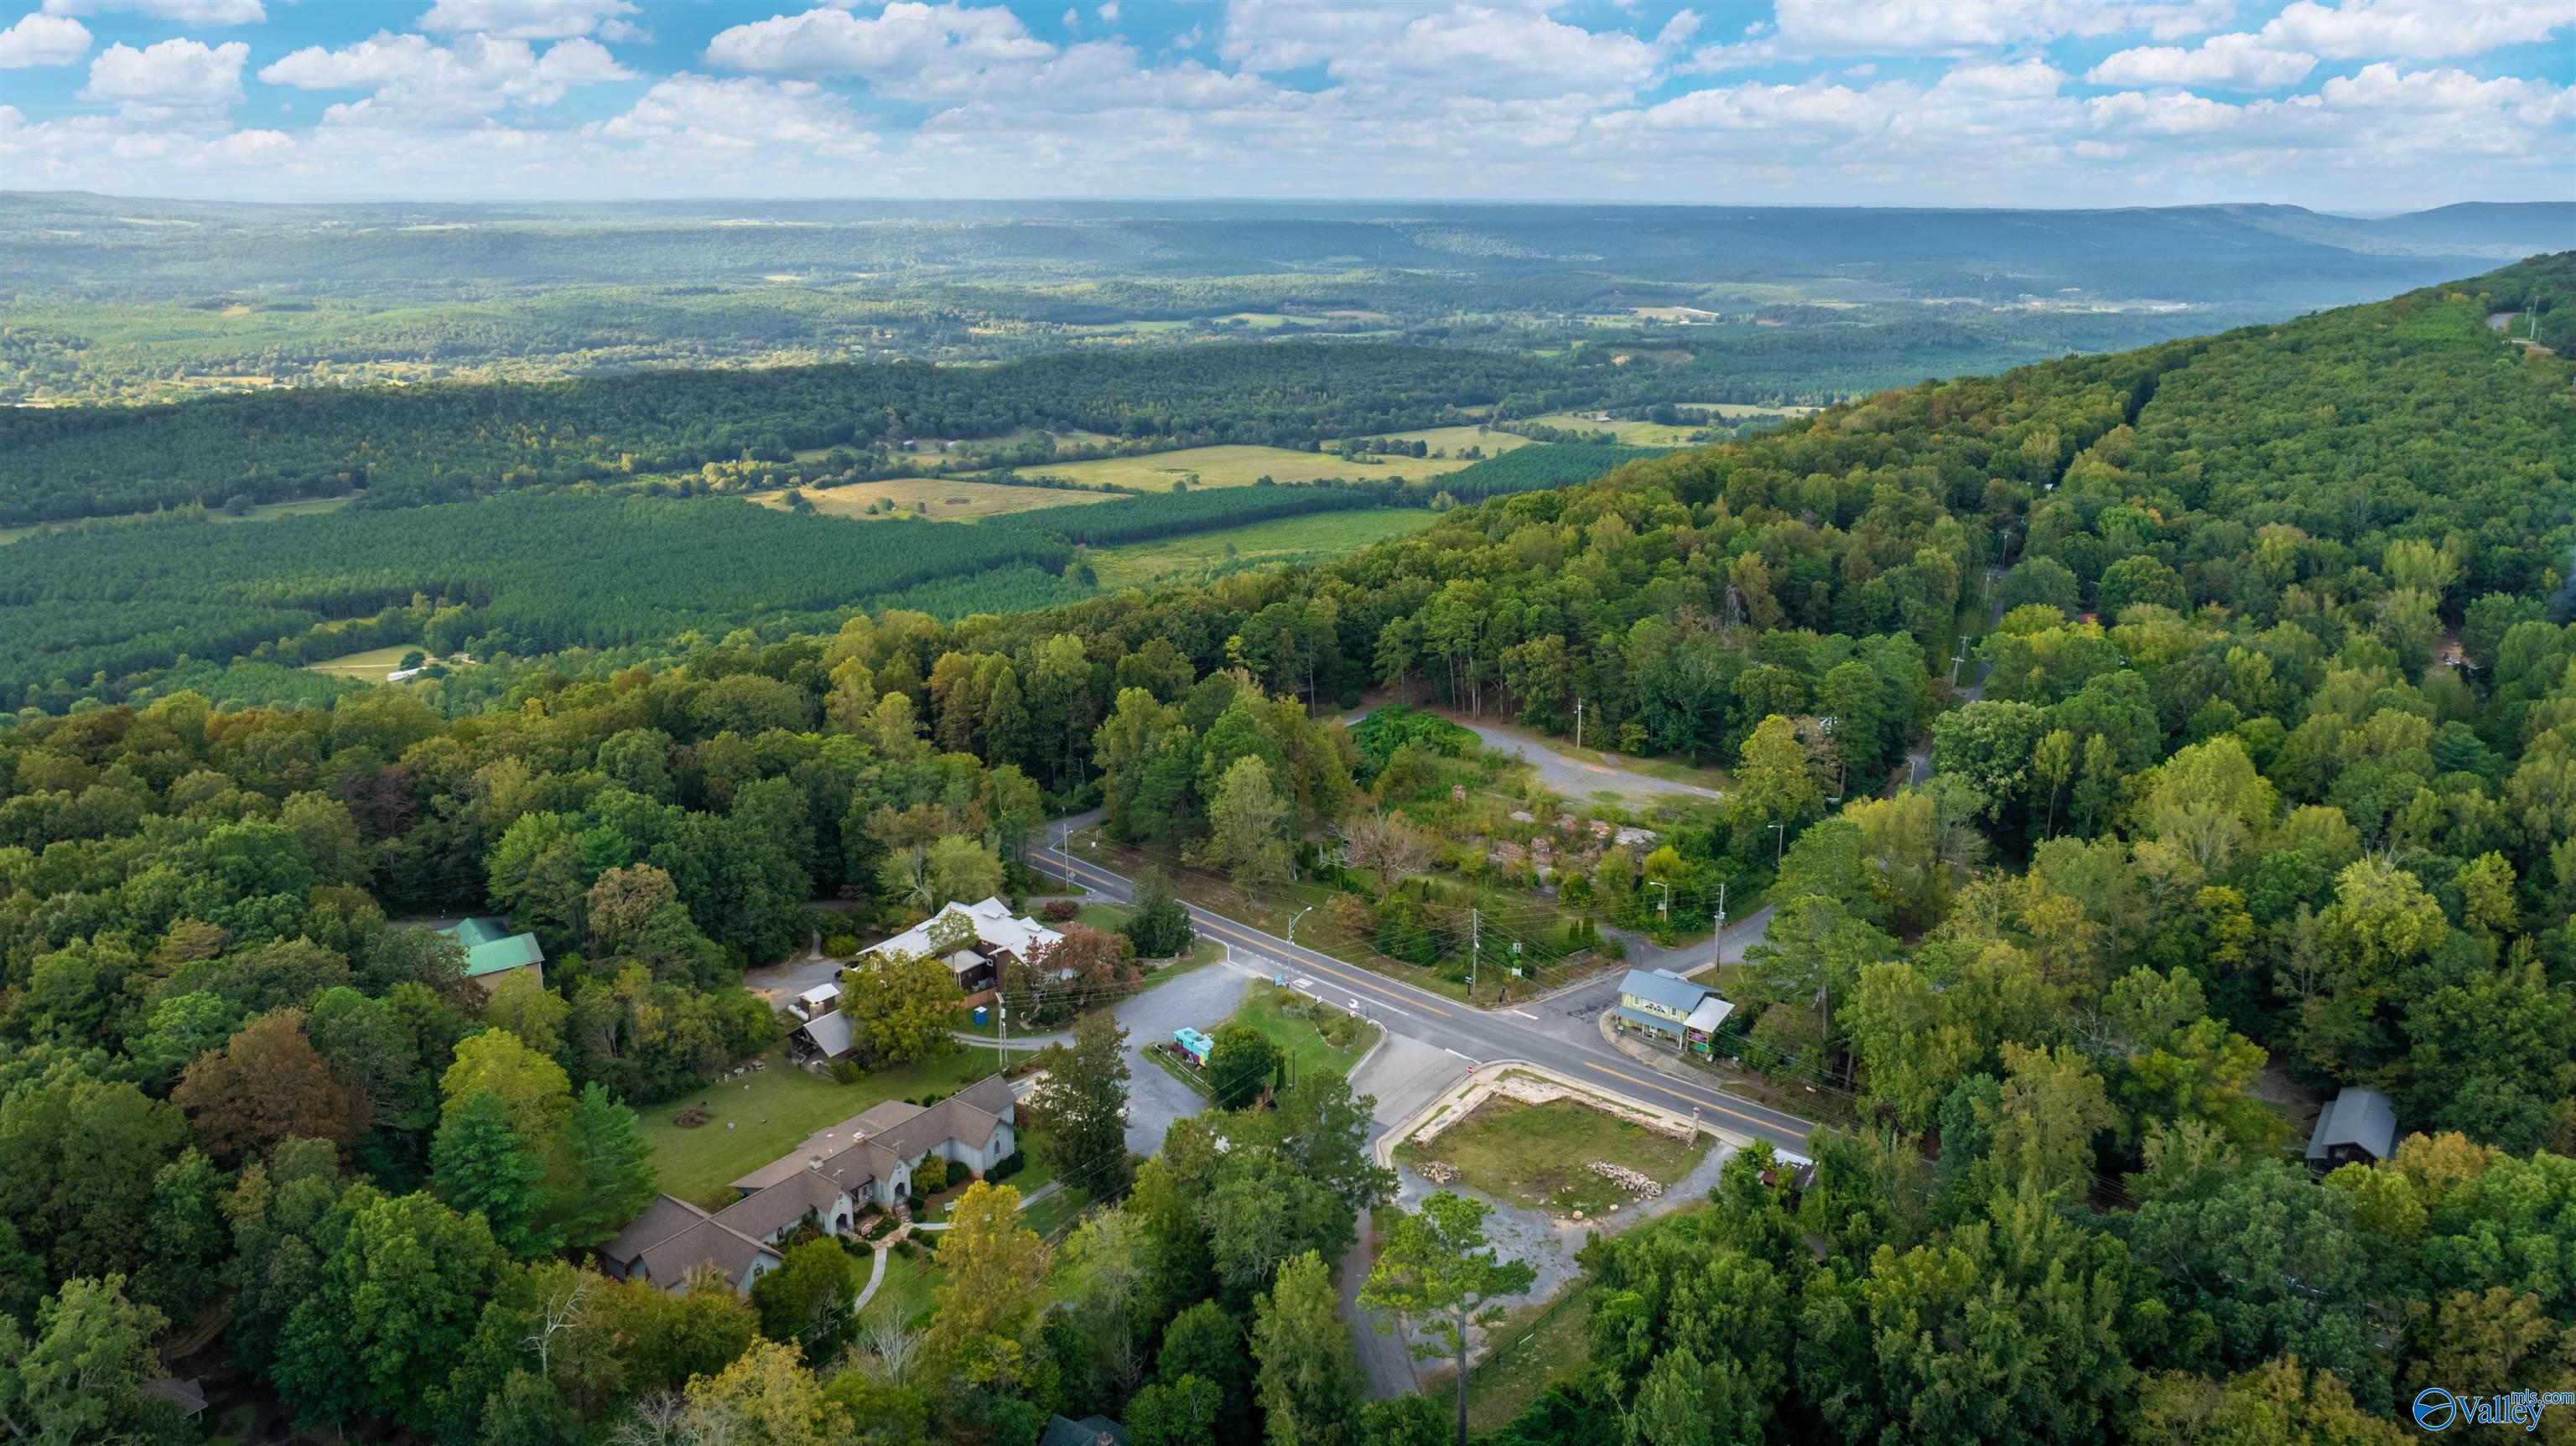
[{"left": 1340, "top": 707, "right": 1722, "bottom": 803}]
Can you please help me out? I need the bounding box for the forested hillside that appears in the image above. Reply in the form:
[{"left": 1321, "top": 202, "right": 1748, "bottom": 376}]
[
  {"left": 0, "top": 344, "right": 1550, "bottom": 526},
  {"left": 1, "top": 254, "right": 2571, "bottom": 1445}
]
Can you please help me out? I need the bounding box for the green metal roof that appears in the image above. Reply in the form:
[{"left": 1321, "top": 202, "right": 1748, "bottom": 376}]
[{"left": 439, "top": 918, "right": 545, "bottom": 977}]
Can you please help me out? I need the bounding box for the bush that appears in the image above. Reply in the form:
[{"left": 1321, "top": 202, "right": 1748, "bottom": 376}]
[
  {"left": 1039, "top": 899, "right": 1080, "bottom": 923},
  {"left": 823, "top": 932, "right": 860, "bottom": 956},
  {"left": 1125, "top": 868, "right": 1196, "bottom": 958},
  {"left": 1599, "top": 934, "right": 1628, "bottom": 961},
  {"left": 988, "top": 1148, "right": 1026, "bottom": 1183},
  {"left": 829, "top": 1060, "right": 866, "bottom": 1086},
  {"left": 1206, "top": 1023, "right": 1283, "bottom": 1111},
  {"left": 914, "top": 1156, "right": 951, "bottom": 1195}
]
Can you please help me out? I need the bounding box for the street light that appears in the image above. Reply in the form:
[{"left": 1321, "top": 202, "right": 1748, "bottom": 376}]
[
  {"left": 1648, "top": 879, "right": 1670, "bottom": 925},
  {"left": 1769, "top": 822, "right": 1786, "bottom": 865},
  {"left": 1287, "top": 903, "right": 1314, "bottom": 946}
]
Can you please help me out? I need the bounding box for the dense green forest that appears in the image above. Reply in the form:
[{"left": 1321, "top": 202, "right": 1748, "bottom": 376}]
[
  {"left": 0, "top": 345, "right": 1553, "bottom": 526},
  {"left": 1, "top": 251, "right": 2572, "bottom": 1446}
]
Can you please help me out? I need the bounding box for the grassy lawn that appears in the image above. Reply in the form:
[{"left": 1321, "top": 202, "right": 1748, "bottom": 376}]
[
  {"left": 1395, "top": 1096, "right": 1709, "bottom": 1218},
  {"left": 1022, "top": 1183, "right": 1092, "bottom": 1239},
  {"left": 639, "top": 1048, "right": 1008, "bottom": 1210},
  {"left": 1464, "top": 1278, "right": 1601, "bottom": 1433},
  {"left": 1227, "top": 985, "right": 1374, "bottom": 1085},
  {"left": 749, "top": 476, "right": 1119, "bottom": 521},
  {"left": 865, "top": 1245, "right": 943, "bottom": 1329},
  {"left": 1089, "top": 509, "right": 1439, "bottom": 590}
]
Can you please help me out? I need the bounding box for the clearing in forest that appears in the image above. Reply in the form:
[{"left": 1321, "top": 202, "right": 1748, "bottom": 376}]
[
  {"left": 753, "top": 477, "right": 1120, "bottom": 521},
  {"left": 1013, "top": 442, "right": 1496, "bottom": 490},
  {"left": 1396, "top": 1096, "right": 1707, "bottom": 1218}
]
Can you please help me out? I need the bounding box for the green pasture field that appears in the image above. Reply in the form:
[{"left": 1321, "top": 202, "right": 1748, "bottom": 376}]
[{"left": 1088, "top": 509, "right": 1439, "bottom": 589}]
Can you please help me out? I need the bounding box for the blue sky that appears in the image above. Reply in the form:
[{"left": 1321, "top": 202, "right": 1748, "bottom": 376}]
[{"left": 2, "top": 0, "right": 2570, "bottom": 208}]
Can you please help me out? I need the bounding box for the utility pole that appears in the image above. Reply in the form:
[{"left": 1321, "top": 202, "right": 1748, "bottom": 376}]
[
  {"left": 1574, "top": 698, "right": 1584, "bottom": 751},
  {"left": 1649, "top": 879, "right": 1669, "bottom": 927},
  {"left": 1468, "top": 908, "right": 1479, "bottom": 994},
  {"left": 1770, "top": 821, "right": 1786, "bottom": 865},
  {"left": 996, "top": 995, "right": 1007, "bottom": 1072},
  {"left": 1712, "top": 880, "right": 1727, "bottom": 970}
]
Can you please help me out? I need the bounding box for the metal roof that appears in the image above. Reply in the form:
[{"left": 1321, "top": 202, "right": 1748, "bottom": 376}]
[
  {"left": 1618, "top": 967, "right": 1714, "bottom": 1015},
  {"left": 2305, "top": 1086, "right": 2397, "bottom": 1162}
]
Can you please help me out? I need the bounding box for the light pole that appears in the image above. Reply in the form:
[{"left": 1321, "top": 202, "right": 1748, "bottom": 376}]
[
  {"left": 1712, "top": 880, "right": 1727, "bottom": 970},
  {"left": 1769, "top": 822, "right": 1786, "bottom": 866},
  {"left": 1648, "top": 880, "right": 1670, "bottom": 928},
  {"left": 1287, "top": 903, "right": 1314, "bottom": 946}
]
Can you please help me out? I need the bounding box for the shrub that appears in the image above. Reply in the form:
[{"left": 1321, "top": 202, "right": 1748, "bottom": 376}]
[
  {"left": 829, "top": 1060, "right": 866, "bottom": 1086},
  {"left": 914, "top": 1156, "right": 951, "bottom": 1195},
  {"left": 987, "top": 1149, "right": 1026, "bottom": 1183},
  {"left": 1039, "top": 899, "right": 1080, "bottom": 923},
  {"left": 823, "top": 932, "right": 860, "bottom": 956}
]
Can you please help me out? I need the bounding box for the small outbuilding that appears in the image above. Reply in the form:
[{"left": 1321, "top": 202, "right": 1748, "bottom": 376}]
[{"left": 2305, "top": 1086, "right": 2397, "bottom": 1173}]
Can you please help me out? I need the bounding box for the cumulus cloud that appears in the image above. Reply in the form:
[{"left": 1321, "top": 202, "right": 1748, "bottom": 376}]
[
  {"left": 40, "top": 0, "right": 264, "bottom": 23},
  {"left": 80, "top": 38, "right": 249, "bottom": 116},
  {"left": 262, "top": 33, "right": 632, "bottom": 125},
  {"left": 2089, "top": 33, "right": 2317, "bottom": 89},
  {"left": 704, "top": 3, "right": 1053, "bottom": 88},
  {"left": 599, "top": 72, "right": 879, "bottom": 158},
  {"left": 2260, "top": 0, "right": 2576, "bottom": 60},
  {"left": 415, "top": 0, "right": 642, "bottom": 42},
  {"left": 0, "top": 13, "right": 91, "bottom": 69},
  {"left": 1690, "top": 0, "right": 2234, "bottom": 68}
]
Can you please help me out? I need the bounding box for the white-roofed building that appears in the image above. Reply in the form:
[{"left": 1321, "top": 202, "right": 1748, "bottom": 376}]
[{"left": 860, "top": 896, "right": 1065, "bottom": 995}]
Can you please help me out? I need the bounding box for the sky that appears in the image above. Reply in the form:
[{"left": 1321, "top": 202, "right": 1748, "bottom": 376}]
[{"left": 0, "top": 0, "right": 2570, "bottom": 210}]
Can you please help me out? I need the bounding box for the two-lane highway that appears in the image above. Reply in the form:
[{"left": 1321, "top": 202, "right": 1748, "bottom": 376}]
[{"left": 1041, "top": 825, "right": 1820, "bottom": 1156}]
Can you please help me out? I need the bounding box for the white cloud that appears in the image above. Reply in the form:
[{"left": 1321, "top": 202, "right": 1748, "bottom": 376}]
[
  {"left": 1689, "top": 0, "right": 2232, "bottom": 69},
  {"left": 598, "top": 72, "right": 879, "bottom": 158},
  {"left": 260, "top": 33, "right": 633, "bottom": 125},
  {"left": 2089, "top": 33, "right": 2317, "bottom": 90},
  {"left": 1097, "top": 1, "right": 1119, "bottom": 21},
  {"left": 80, "top": 38, "right": 248, "bottom": 116},
  {"left": 415, "top": 0, "right": 641, "bottom": 42},
  {"left": 40, "top": 0, "right": 263, "bottom": 23},
  {"left": 2261, "top": 0, "right": 2576, "bottom": 60},
  {"left": 0, "top": 13, "right": 91, "bottom": 69},
  {"left": 704, "top": 3, "right": 1053, "bottom": 89}
]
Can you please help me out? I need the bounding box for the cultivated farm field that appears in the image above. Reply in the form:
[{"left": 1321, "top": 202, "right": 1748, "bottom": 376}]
[
  {"left": 1013, "top": 442, "right": 1497, "bottom": 490},
  {"left": 752, "top": 476, "right": 1121, "bottom": 521}
]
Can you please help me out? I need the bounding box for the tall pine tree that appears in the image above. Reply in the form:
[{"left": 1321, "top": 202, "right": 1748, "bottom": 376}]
[
  {"left": 558, "top": 1081, "right": 657, "bottom": 1249},
  {"left": 431, "top": 1088, "right": 553, "bottom": 1258}
]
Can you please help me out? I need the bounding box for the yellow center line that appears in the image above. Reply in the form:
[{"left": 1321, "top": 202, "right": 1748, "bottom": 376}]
[
  {"left": 1057, "top": 856, "right": 1458, "bottom": 1018},
  {"left": 1190, "top": 917, "right": 1453, "bottom": 1018},
  {"left": 1576, "top": 1060, "right": 1797, "bottom": 1138}
]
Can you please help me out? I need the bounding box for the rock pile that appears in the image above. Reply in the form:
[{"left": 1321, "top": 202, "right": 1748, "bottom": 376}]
[
  {"left": 1589, "top": 1161, "right": 1662, "bottom": 1199},
  {"left": 1416, "top": 1160, "right": 1460, "bottom": 1186}
]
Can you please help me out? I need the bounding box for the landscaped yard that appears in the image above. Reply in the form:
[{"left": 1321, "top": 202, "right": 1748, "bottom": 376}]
[
  {"left": 1395, "top": 1095, "right": 1708, "bottom": 1218},
  {"left": 1227, "top": 985, "right": 1375, "bottom": 1085},
  {"left": 865, "top": 1243, "right": 942, "bottom": 1328},
  {"left": 639, "top": 1047, "right": 1010, "bottom": 1210}
]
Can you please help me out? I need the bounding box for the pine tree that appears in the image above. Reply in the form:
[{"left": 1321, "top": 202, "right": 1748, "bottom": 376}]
[
  {"left": 1253, "top": 1250, "right": 1364, "bottom": 1446},
  {"left": 432, "top": 1088, "right": 554, "bottom": 1257},
  {"left": 558, "top": 1081, "right": 657, "bottom": 1249}
]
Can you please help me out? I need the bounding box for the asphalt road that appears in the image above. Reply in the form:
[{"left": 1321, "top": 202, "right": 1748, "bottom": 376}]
[{"left": 1041, "top": 820, "right": 1819, "bottom": 1158}]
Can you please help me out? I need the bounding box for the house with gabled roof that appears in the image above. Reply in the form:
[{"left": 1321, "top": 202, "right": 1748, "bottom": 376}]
[
  {"left": 1613, "top": 967, "right": 1734, "bottom": 1058},
  {"left": 437, "top": 916, "right": 544, "bottom": 992},
  {"left": 860, "top": 896, "right": 1064, "bottom": 994},
  {"left": 599, "top": 1074, "right": 1020, "bottom": 1293}
]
